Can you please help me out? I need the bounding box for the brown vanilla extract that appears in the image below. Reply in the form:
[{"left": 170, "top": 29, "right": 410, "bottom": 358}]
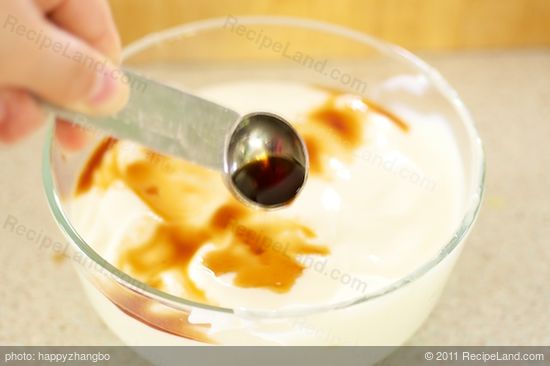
[{"left": 231, "top": 156, "right": 306, "bottom": 207}]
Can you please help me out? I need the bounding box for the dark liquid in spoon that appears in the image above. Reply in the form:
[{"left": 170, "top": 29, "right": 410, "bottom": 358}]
[{"left": 231, "top": 156, "right": 306, "bottom": 207}]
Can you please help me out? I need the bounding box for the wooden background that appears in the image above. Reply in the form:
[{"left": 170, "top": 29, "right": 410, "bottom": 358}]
[{"left": 108, "top": 0, "right": 550, "bottom": 50}]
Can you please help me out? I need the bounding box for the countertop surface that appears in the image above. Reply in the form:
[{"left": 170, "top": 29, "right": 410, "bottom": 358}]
[{"left": 1, "top": 49, "right": 549, "bottom": 346}]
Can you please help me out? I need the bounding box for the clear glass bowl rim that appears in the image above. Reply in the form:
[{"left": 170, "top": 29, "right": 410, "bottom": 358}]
[{"left": 42, "top": 16, "right": 485, "bottom": 319}]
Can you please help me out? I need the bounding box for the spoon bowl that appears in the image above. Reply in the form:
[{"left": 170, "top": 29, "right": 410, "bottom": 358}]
[{"left": 224, "top": 112, "right": 309, "bottom": 209}]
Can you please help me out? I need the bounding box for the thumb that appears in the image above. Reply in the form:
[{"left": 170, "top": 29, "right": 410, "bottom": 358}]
[{"left": 0, "top": 13, "right": 129, "bottom": 116}]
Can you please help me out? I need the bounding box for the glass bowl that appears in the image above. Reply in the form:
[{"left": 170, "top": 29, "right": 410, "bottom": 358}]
[{"left": 43, "top": 16, "right": 484, "bottom": 347}]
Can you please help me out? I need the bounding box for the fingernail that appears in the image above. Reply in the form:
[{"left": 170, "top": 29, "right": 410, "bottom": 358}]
[{"left": 82, "top": 67, "right": 129, "bottom": 115}]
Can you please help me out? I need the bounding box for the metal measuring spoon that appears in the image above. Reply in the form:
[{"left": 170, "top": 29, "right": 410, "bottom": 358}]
[{"left": 45, "top": 69, "right": 308, "bottom": 209}]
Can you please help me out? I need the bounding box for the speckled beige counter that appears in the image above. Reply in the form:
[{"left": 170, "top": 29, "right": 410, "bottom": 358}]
[{"left": 0, "top": 49, "right": 549, "bottom": 346}]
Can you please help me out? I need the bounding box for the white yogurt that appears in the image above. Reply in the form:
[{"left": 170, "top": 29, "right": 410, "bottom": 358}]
[{"left": 70, "top": 81, "right": 465, "bottom": 346}]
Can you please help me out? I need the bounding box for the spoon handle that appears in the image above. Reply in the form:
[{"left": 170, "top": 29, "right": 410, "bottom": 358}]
[{"left": 44, "top": 69, "right": 240, "bottom": 171}]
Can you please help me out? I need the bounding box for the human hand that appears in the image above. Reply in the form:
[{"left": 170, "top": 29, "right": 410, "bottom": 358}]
[{"left": 0, "top": 0, "right": 129, "bottom": 149}]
